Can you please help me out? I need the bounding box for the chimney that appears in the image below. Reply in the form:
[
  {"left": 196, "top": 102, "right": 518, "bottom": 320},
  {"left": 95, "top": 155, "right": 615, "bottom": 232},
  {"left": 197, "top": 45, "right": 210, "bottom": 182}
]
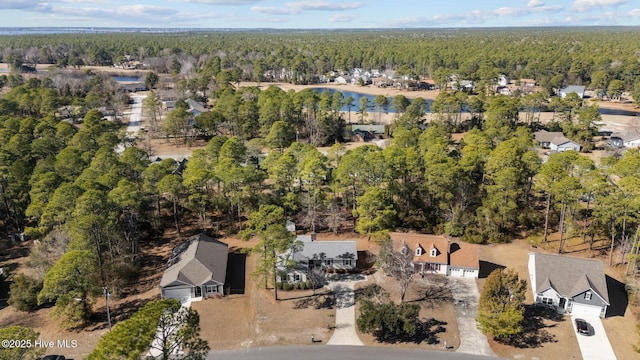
[{"left": 310, "top": 232, "right": 317, "bottom": 242}]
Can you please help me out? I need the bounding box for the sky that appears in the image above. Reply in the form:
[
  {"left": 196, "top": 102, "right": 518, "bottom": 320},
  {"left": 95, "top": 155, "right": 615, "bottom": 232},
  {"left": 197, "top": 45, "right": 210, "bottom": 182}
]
[{"left": 0, "top": 0, "right": 639, "bottom": 29}]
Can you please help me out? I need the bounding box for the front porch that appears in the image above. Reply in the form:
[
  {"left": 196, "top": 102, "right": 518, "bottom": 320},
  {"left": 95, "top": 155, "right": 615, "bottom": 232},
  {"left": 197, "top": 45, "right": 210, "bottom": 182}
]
[{"left": 414, "top": 262, "right": 447, "bottom": 276}]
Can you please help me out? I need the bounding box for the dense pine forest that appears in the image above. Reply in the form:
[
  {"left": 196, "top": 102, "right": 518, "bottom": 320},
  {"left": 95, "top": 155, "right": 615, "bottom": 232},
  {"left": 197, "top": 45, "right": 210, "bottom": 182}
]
[{"left": 0, "top": 28, "right": 639, "bottom": 348}]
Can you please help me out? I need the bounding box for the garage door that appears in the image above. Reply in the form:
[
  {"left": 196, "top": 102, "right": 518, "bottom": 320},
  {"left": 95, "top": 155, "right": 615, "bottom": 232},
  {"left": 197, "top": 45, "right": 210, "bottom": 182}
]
[
  {"left": 449, "top": 268, "right": 463, "bottom": 277},
  {"left": 163, "top": 288, "right": 191, "bottom": 302},
  {"left": 571, "top": 303, "right": 602, "bottom": 317}
]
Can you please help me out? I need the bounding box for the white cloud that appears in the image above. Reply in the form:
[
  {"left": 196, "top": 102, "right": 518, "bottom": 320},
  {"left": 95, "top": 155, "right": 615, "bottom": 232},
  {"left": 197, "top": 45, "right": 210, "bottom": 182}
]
[
  {"left": 328, "top": 13, "right": 357, "bottom": 22},
  {"left": 0, "top": 0, "right": 47, "bottom": 10},
  {"left": 571, "top": 0, "right": 627, "bottom": 12},
  {"left": 630, "top": 8, "right": 640, "bottom": 17},
  {"left": 252, "top": 1, "right": 363, "bottom": 15},
  {"left": 250, "top": 6, "right": 291, "bottom": 15},
  {"left": 528, "top": 0, "right": 545, "bottom": 7},
  {"left": 174, "top": 0, "right": 265, "bottom": 4}
]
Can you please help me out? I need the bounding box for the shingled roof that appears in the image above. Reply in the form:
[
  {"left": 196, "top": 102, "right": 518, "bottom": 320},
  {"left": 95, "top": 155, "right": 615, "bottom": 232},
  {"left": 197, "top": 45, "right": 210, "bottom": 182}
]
[
  {"left": 530, "top": 252, "right": 609, "bottom": 304},
  {"left": 160, "top": 234, "right": 228, "bottom": 287},
  {"left": 389, "top": 232, "right": 479, "bottom": 270}
]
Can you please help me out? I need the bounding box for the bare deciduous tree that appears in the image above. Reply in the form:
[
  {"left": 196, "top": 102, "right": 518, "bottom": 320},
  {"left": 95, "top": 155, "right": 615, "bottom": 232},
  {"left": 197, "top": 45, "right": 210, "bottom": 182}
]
[{"left": 378, "top": 241, "right": 416, "bottom": 302}]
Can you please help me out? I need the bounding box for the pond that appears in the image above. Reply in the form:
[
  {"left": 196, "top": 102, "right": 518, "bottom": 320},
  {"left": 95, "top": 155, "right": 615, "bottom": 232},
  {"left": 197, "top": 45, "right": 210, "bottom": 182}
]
[
  {"left": 312, "top": 88, "right": 638, "bottom": 117},
  {"left": 311, "top": 88, "right": 433, "bottom": 113},
  {"left": 112, "top": 75, "right": 141, "bottom": 83}
]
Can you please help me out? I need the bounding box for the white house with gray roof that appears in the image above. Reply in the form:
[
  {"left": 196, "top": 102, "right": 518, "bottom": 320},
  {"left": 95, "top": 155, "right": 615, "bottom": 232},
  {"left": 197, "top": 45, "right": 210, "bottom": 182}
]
[
  {"left": 278, "top": 234, "right": 358, "bottom": 283},
  {"left": 160, "top": 234, "right": 228, "bottom": 303},
  {"left": 528, "top": 252, "right": 610, "bottom": 318},
  {"left": 559, "top": 85, "right": 586, "bottom": 99}
]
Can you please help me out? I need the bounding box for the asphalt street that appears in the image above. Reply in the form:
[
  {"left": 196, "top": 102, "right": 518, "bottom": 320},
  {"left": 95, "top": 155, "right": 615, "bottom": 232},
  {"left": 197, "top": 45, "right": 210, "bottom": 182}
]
[{"left": 209, "top": 345, "right": 500, "bottom": 360}]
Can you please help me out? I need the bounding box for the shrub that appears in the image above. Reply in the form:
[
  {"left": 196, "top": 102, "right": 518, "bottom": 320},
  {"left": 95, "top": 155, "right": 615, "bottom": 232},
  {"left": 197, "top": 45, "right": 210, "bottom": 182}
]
[
  {"left": 305, "top": 280, "right": 313, "bottom": 290},
  {"left": 276, "top": 282, "right": 284, "bottom": 290},
  {"left": 283, "top": 282, "right": 294, "bottom": 291},
  {"left": 8, "top": 274, "right": 43, "bottom": 312}
]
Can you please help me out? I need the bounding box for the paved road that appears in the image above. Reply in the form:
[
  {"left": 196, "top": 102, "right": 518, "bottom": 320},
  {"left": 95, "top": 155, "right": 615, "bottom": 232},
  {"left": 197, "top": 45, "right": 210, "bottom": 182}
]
[
  {"left": 571, "top": 315, "right": 617, "bottom": 360},
  {"left": 449, "top": 278, "right": 496, "bottom": 357},
  {"left": 209, "top": 345, "right": 499, "bottom": 360},
  {"left": 326, "top": 275, "right": 365, "bottom": 346},
  {"left": 115, "top": 93, "right": 145, "bottom": 154}
]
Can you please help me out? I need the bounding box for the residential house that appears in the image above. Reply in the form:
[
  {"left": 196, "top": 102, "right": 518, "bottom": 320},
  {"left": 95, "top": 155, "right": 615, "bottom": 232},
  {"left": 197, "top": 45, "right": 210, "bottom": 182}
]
[
  {"left": 161, "top": 100, "right": 176, "bottom": 111},
  {"left": 528, "top": 252, "right": 609, "bottom": 317},
  {"left": 350, "top": 124, "right": 387, "bottom": 140},
  {"left": 279, "top": 234, "right": 358, "bottom": 283},
  {"left": 389, "top": 232, "right": 479, "bottom": 278},
  {"left": 610, "top": 131, "right": 640, "bottom": 148},
  {"left": 519, "top": 78, "right": 537, "bottom": 88},
  {"left": 498, "top": 86, "right": 512, "bottom": 96},
  {"left": 160, "top": 234, "right": 228, "bottom": 302},
  {"left": 534, "top": 130, "right": 581, "bottom": 152},
  {"left": 185, "top": 98, "right": 207, "bottom": 117},
  {"left": 498, "top": 74, "right": 510, "bottom": 87},
  {"left": 559, "top": 85, "right": 586, "bottom": 99},
  {"left": 335, "top": 75, "right": 352, "bottom": 84}
]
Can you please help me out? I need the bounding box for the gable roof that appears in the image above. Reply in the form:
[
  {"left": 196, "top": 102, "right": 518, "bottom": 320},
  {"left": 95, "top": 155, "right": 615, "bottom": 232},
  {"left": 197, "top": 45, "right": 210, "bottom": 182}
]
[
  {"left": 389, "top": 232, "right": 479, "bottom": 269},
  {"left": 160, "top": 234, "right": 228, "bottom": 287},
  {"left": 534, "top": 130, "right": 565, "bottom": 143},
  {"left": 550, "top": 136, "right": 579, "bottom": 147},
  {"left": 530, "top": 252, "right": 609, "bottom": 305},
  {"left": 559, "top": 85, "right": 586, "bottom": 96},
  {"left": 293, "top": 235, "right": 357, "bottom": 261}
]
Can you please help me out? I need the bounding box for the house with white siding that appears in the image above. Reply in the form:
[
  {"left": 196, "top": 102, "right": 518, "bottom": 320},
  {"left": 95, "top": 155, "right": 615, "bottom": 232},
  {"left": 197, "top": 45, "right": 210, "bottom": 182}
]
[{"left": 389, "top": 232, "right": 479, "bottom": 278}]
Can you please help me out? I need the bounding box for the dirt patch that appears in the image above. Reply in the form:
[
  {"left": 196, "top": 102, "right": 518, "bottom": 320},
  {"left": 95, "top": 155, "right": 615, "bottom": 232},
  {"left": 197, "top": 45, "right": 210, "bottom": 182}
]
[
  {"left": 193, "top": 249, "right": 335, "bottom": 350},
  {"left": 353, "top": 270, "right": 460, "bottom": 351}
]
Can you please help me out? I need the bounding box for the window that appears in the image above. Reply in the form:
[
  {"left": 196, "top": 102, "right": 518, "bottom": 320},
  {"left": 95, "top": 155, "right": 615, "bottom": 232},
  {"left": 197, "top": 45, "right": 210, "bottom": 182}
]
[
  {"left": 430, "top": 248, "right": 437, "bottom": 257},
  {"left": 541, "top": 297, "right": 553, "bottom": 305},
  {"left": 344, "top": 259, "right": 352, "bottom": 266},
  {"left": 206, "top": 285, "right": 217, "bottom": 293},
  {"left": 294, "top": 274, "right": 302, "bottom": 282},
  {"left": 415, "top": 247, "right": 422, "bottom": 256},
  {"left": 426, "top": 263, "right": 440, "bottom": 271},
  {"left": 324, "top": 259, "right": 333, "bottom": 266},
  {"left": 585, "top": 291, "right": 592, "bottom": 300}
]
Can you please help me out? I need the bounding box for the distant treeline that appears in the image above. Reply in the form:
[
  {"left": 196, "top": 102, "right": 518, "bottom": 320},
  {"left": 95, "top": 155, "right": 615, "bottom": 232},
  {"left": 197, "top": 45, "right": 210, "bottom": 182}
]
[{"left": 1, "top": 27, "right": 640, "bottom": 92}]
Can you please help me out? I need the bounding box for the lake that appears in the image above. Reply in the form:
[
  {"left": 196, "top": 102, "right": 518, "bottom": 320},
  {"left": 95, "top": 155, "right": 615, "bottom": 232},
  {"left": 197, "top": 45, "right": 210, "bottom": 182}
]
[
  {"left": 311, "top": 88, "right": 432, "bottom": 113},
  {"left": 312, "top": 88, "right": 638, "bottom": 117},
  {"left": 112, "top": 76, "right": 141, "bottom": 83}
]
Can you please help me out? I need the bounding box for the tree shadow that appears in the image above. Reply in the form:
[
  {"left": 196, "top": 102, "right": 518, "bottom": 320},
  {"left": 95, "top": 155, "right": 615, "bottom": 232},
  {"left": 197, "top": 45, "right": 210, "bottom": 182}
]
[
  {"left": 411, "top": 276, "right": 453, "bottom": 307},
  {"left": 356, "top": 250, "right": 377, "bottom": 272},
  {"left": 508, "top": 305, "right": 562, "bottom": 348},
  {"left": 85, "top": 296, "right": 160, "bottom": 331},
  {"left": 478, "top": 261, "right": 506, "bottom": 279},
  {"left": 293, "top": 294, "right": 335, "bottom": 310},
  {"left": 605, "top": 275, "right": 627, "bottom": 317},
  {"left": 372, "top": 318, "right": 448, "bottom": 345}
]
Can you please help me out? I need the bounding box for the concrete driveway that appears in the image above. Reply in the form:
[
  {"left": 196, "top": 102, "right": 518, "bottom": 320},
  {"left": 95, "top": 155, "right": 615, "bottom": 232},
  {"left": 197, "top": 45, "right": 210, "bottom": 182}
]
[
  {"left": 571, "top": 315, "right": 617, "bottom": 360},
  {"left": 326, "top": 274, "right": 366, "bottom": 346},
  {"left": 449, "top": 278, "right": 496, "bottom": 357}
]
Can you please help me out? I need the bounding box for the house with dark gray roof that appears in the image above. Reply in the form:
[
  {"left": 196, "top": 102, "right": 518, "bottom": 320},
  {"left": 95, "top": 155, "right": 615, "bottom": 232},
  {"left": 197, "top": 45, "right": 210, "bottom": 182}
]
[
  {"left": 528, "top": 252, "right": 610, "bottom": 318},
  {"left": 160, "top": 234, "right": 228, "bottom": 303},
  {"left": 278, "top": 234, "right": 357, "bottom": 283}
]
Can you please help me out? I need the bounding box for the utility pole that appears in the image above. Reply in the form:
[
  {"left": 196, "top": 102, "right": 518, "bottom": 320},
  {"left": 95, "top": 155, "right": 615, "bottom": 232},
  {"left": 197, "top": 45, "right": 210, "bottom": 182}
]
[{"left": 103, "top": 286, "right": 112, "bottom": 330}]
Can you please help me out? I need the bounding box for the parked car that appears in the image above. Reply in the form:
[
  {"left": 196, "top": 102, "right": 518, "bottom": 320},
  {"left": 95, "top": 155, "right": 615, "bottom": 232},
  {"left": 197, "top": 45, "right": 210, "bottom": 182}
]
[
  {"left": 575, "top": 318, "right": 590, "bottom": 335},
  {"left": 38, "top": 356, "right": 66, "bottom": 360}
]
